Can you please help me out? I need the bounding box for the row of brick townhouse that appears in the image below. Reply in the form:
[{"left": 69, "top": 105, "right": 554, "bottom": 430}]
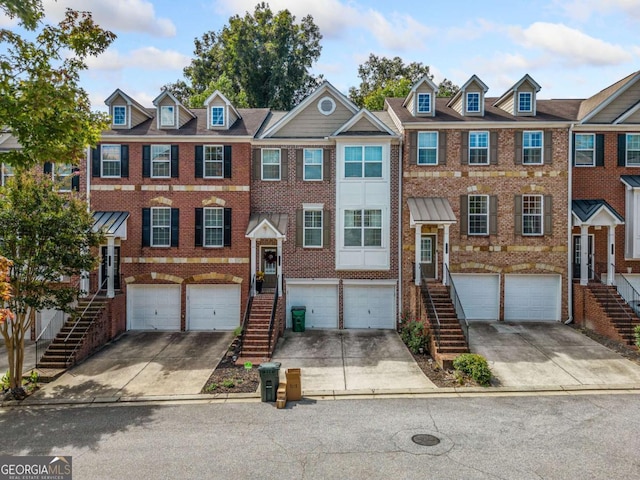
[{"left": 45, "top": 69, "right": 640, "bottom": 348}]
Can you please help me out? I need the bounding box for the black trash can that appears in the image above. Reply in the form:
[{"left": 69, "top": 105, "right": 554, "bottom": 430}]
[
  {"left": 258, "top": 362, "right": 281, "bottom": 402},
  {"left": 291, "top": 306, "right": 306, "bottom": 332}
]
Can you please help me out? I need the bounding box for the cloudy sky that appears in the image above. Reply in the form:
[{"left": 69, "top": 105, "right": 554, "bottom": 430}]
[{"left": 2, "top": 0, "right": 639, "bottom": 111}]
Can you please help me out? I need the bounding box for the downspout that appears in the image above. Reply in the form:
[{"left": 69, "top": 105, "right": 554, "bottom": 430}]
[
  {"left": 565, "top": 123, "right": 575, "bottom": 324},
  {"left": 398, "top": 138, "right": 403, "bottom": 329},
  {"left": 86, "top": 145, "right": 91, "bottom": 210}
]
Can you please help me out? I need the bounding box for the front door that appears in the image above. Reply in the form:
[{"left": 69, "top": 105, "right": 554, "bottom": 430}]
[
  {"left": 101, "top": 246, "right": 121, "bottom": 290},
  {"left": 261, "top": 247, "right": 278, "bottom": 289},
  {"left": 420, "top": 235, "right": 437, "bottom": 280},
  {"left": 572, "top": 234, "right": 594, "bottom": 279}
]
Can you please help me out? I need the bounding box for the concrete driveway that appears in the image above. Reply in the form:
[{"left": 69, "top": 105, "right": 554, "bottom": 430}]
[
  {"left": 26, "top": 331, "right": 232, "bottom": 402},
  {"left": 271, "top": 330, "right": 436, "bottom": 393},
  {"left": 469, "top": 322, "right": 640, "bottom": 387}
]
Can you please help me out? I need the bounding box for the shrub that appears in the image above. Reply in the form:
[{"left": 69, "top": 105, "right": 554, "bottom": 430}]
[
  {"left": 453, "top": 353, "right": 492, "bottom": 386},
  {"left": 400, "top": 320, "right": 430, "bottom": 354},
  {"left": 635, "top": 325, "right": 640, "bottom": 349}
]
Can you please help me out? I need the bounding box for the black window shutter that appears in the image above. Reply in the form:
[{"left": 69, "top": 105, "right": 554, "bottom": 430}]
[
  {"left": 544, "top": 196, "right": 553, "bottom": 235},
  {"left": 223, "top": 208, "right": 232, "bottom": 247},
  {"left": 323, "top": 210, "right": 331, "bottom": 247},
  {"left": 490, "top": 131, "right": 498, "bottom": 165},
  {"left": 252, "top": 149, "right": 261, "bottom": 180},
  {"left": 460, "top": 131, "right": 469, "bottom": 165},
  {"left": 515, "top": 131, "right": 523, "bottom": 165},
  {"left": 195, "top": 208, "right": 203, "bottom": 247},
  {"left": 459, "top": 195, "right": 468, "bottom": 235},
  {"left": 296, "top": 149, "right": 303, "bottom": 180},
  {"left": 170, "top": 208, "right": 179, "bottom": 247},
  {"left": 595, "top": 134, "right": 605, "bottom": 167},
  {"left": 281, "top": 148, "right": 288, "bottom": 180},
  {"left": 439, "top": 131, "right": 447, "bottom": 165},
  {"left": 296, "top": 209, "right": 303, "bottom": 246},
  {"left": 121, "top": 145, "right": 129, "bottom": 177},
  {"left": 92, "top": 146, "right": 101, "bottom": 177},
  {"left": 571, "top": 133, "right": 576, "bottom": 166},
  {"left": 142, "top": 145, "right": 151, "bottom": 177},
  {"left": 195, "top": 145, "right": 203, "bottom": 178},
  {"left": 171, "top": 145, "right": 179, "bottom": 178},
  {"left": 142, "top": 208, "right": 151, "bottom": 247},
  {"left": 224, "top": 145, "right": 232, "bottom": 179},
  {"left": 71, "top": 167, "right": 80, "bottom": 191},
  {"left": 43, "top": 162, "right": 52, "bottom": 174},
  {"left": 544, "top": 131, "right": 553, "bottom": 165},
  {"left": 489, "top": 196, "right": 498, "bottom": 235},
  {"left": 618, "top": 134, "right": 626, "bottom": 166},
  {"left": 323, "top": 148, "right": 331, "bottom": 181},
  {"left": 409, "top": 131, "right": 417, "bottom": 165},
  {"left": 514, "top": 195, "right": 523, "bottom": 235}
]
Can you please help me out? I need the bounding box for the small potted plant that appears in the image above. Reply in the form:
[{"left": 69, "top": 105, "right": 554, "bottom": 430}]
[{"left": 256, "top": 271, "right": 264, "bottom": 293}]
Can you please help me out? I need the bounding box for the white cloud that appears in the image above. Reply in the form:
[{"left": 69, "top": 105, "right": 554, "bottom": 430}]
[
  {"left": 446, "top": 19, "right": 499, "bottom": 41},
  {"left": 366, "top": 11, "right": 433, "bottom": 51},
  {"left": 42, "top": 0, "right": 176, "bottom": 37},
  {"left": 554, "top": 0, "right": 640, "bottom": 21},
  {"left": 85, "top": 47, "right": 190, "bottom": 71},
  {"left": 509, "top": 22, "right": 632, "bottom": 66},
  {"left": 0, "top": 13, "right": 17, "bottom": 27}
]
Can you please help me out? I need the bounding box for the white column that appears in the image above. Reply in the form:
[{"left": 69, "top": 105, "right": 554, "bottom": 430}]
[
  {"left": 106, "top": 235, "right": 115, "bottom": 298},
  {"left": 580, "top": 225, "right": 589, "bottom": 286},
  {"left": 80, "top": 271, "right": 90, "bottom": 298},
  {"left": 250, "top": 238, "right": 256, "bottom": 295},
  {"left": 277, "top": 238, "right": 283, "bottom": 297},
  {"left": 443, "top": 224, "right": 450, "bottom": 286},
  {"left": 607, "top": 225, "right": 616, "bottom": 285},
  {"left": 414, "top": 224, "right": 422, "bottom": 286}
]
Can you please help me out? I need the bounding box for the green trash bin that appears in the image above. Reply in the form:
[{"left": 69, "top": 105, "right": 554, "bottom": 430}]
[
  {"left": 258, "top": 362, "right": 281, "bottom": 402},
  {"left": 291, "top": 306, "right": 306, "bottom": 332}
]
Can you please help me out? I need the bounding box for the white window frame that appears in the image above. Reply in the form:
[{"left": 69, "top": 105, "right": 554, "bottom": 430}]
[
  {"left": 466, "top": 92, "right": 480, "bottom": 113},
  {"left": 160, "top": 105, "right": 175, "bottom": 127},
  {"left": 522, "top": 194, "right": 543, "bottom": 236},
  {"left": 101, "top": 144, "right": 122, "bottom": 178},
  {"left": 204, "top": 145, "right": 224, "bottom": 179},
  {"left": 344, "top": 145, "right": 383, "bottom": 178},
  {"left": 303, "top": 209, "right": 323, "bottom": 248},
  {"left": 469, "top": 131, "right": 489, "bottom": 165},
  {"left": 575, "top": 133, "right": 595, "bottom": 167},
  {"left": 417, "top": 93, "right": 431, "bottom": 114},
  {"left": 627, "top": 134, "right": 640, "bottom": 166},
  {"left": 1, "top": 163, "right": 14, "bottom": 186},
  {"left": 203, "top": 207, "right": 223, "bottom": 248},
  {"left": 151, "top": 207, "right": 171, "bottom": 247},
  {"left": 468, "top": 195, "right": 489, "bottom": 236},
  {"left": 420, "top": 235, "right": 433, "bottom": 263},
  {"left": 52, "top": 163, "right": 73, "bottom": 192},
  {"left": 211, "top": 106, "right": 225, "bottom": 127},
  {"left": 151, "top": 145, "right": 171, "bottom": 178},
  {"left": 417, "top": 132, "right": 438, "bottom": 165},
  {"left": 261, "top": 148, "right": 281, "bottom": 181},
  {"left": 344, "top": 209, "right": 382, "bottom": 247},
  {"left": 113, "top": 105, "right": 126, "bottom": 126},
  {"left": 303, "top": 148, "right": 323, "bottom": 181},
  {"left": 523, "top": 131, "right": 543, "bottom": 165},
  {"left": 518, "top": 92, "right": 532, "bottom": 113}
]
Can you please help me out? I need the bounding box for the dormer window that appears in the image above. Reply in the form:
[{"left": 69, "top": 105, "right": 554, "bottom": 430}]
[
  {"left": 518, "top": 92, "right": 532, "bottom": 113},
  {"left": 211, "top": 106, "right": 225, "bottom": 127},
  {"left": 160, "top": 105, "right": 175, "bottom": 127},
  {"left": 466, "top": 93, "right": 480, "bottom": 113},
  {"left": 113, "top": 106, "right": 126, "bottom": 126},
  {"left": 417, "top": 93, "right": 431, "bottom": 114}
]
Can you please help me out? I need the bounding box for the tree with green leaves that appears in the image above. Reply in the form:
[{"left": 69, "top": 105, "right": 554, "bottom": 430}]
[
  {"left": 165, "top": 2, "right": 322, "bottom": 110},
  {"left": 349, "top": 54, "right": 459, "bottom": 108},
  {"left": 0, "top": 0, "right": 43, "bottom": 30}
]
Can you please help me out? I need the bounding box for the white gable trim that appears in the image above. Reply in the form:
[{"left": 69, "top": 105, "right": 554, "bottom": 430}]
[
  {"left": 104, "top": 89, "right": 152, "bottom": 119},
  {"left": 203, "top": 90, "right": 241, "bottom": 126},
  {"left": 402, "top": 76, "right": 438, "bottom": 108},
  {"left": 447, "top": 74, "right": 489, "bottom": 108},
  {"left": 581, "top": 72, "right": 640, "bottom": 124},
  {"left": 613, "top": 99, "right": 640, "bottom": 124},
  {"left": 332, "top": 109, "right": 397, "bottom": 136},
  {"left": 493, "top": 74, "right": 541, "bottom": 107},
  {"left": 245, "top": 218, "right": 286, "bottom": 240},
  {"left": 152, "top": 90, "right": 196, "bottom": 122}
]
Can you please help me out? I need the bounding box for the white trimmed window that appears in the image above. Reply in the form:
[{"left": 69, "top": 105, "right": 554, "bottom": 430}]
[
  {"left": 151, "top": 145, "right": 171, "bottom": 178},
  {"left": 151, "top": 207, "right": 171, "bottom": 247},
  {"left": 466, "top": 92, "right": 480, "bottom": 113},
  {"left": 575, "top": 134, "right": 595, "bottom": 166},
  {"left": 160, "top": 105, "right": 175, "bottom": 127},
  {"left": 204, "top": 207, "right": 223, "bottom": 247},
  {"left": 523, "top": 195, "right": 543, "bottom": 236},
  {"left": 261, "top": 149, "right": 281, "bottom": 180},
  {"left": 417, "top": 93, "right": 431, "bottom": 114},
  {"left": 344, "top": 209, "right": 382, "bottom": 247},
  {"left": 627, "top": 134, "right": 640, "bottom": 166},
  {"left": 468, "top": 195, "right": 488, "bottom": 235},
  {"left": 1, "top": 163, "right": 14, "bottom": 186},
  {"left": 417, "top": 132, "right": 438, "bottom": 165},
  {"left": 211, "top": 106, "right": 224, "bottom": 127},
  {"left": 304, "top": 209, "right": 323, "bottom": 247},
  {"left": 518, "top": 92, "right": 532, "bottom": 112},
  {"left": 344, "top": 145, "right": 383, "bottom": 178},
  {"left": 113, "top": 106, "right": 126, "bottom": 126},
  {"left": 420, "top": 236, "right": 433, "bottom": 263},
  {"left": 204, "top": 145, "right": 223, "bottom": 178},
  {"left": 304, "top": 148, "right": 323, "bottom": 180},
  {"left": 469, "top": 131, "right": 489, "bottom": 165},
  {"left": 523, "top": 131, "right": 543, "bottom": 165},
  {"left": 101, "top": 144, "right": 121, "bottom": 177},
  {"left": 54, "top": 163, "right": 73, "bottom": 192}
]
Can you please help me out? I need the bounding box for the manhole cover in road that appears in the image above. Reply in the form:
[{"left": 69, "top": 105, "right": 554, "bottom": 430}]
[{"left": 411, "top": 434, "right": 440, "bottom": 446}]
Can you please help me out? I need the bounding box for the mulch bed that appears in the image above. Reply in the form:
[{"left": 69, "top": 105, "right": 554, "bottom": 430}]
[
  {"left": 409, "top": 351, "right": 483, "bottom": 388},
  {"left": 201, "top": 346, "right": 260, "bottom": 394}
]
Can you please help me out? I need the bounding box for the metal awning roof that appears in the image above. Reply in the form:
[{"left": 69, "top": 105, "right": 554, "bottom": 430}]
[
  {"left": 92, "top": 211, "right": 129, "bottom": 235},
  {"left": 407, "top": 197, "right": 456, "bottom": 224},
  {"left": 572, "top": 199, "right": 623, "bottom": 224},
  {"left": 245, "top": 212, "right": 288, "bottom": 237},
  {"left": 621, "top": 175, "right": 640, "bottom": 188}
]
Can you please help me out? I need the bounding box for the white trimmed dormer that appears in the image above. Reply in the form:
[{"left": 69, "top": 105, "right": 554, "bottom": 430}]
[
  {"left": 152, "top": 89, "right": 196, "bottom": 130},
  {"left": 203, "top": 90, "right": 241, "bottom": 130},
  {"left": 104, "top": 89, "right": 152, "bottom": 129},
  {"left": 403, "top": 76, "right": 438, "bottom": 117},
  {"left": 493, "top": 74, "right": 541, "bottom": 117},
  {"left": 446, "top": 75, "right": 489, "bottom": 117}
]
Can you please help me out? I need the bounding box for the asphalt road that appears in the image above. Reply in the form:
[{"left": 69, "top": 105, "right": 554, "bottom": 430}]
[{"left": 1, "top": 394, "right": 639, "bottom": 479}]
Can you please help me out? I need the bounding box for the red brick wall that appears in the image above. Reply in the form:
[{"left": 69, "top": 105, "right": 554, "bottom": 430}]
[{"left": 573, "top": 283, "right": 627, "bottom": 343}]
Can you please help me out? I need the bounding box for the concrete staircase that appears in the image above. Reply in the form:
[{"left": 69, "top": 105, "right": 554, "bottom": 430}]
[
  {"left": 37, "top": 297, "right": 109, "bottom": 370},
  {"left": 238, "top": 293, "right": 278, "bottom": 363},
  {"left": 588, "top": 283, "right": 640, "bottom": 346}
]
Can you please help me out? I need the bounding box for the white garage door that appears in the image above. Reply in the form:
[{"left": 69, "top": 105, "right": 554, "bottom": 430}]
[
  {"left": 128, "top": 284, "right": 181, "bottom": 330},
  {"left": 343, "top": 284, "right": 396, "bottom": 329},
  {"left": 504, "top": 274, "right": 561, "bottom": 321},
  {"left": 187, "top": 285, "right": 241, "bottom": 331},
  {"left": 286, "top": 284, "right": 338, "bottom": 329},
  {"left": 450, "top": 274, "right": 500, "bottom": 321}
]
